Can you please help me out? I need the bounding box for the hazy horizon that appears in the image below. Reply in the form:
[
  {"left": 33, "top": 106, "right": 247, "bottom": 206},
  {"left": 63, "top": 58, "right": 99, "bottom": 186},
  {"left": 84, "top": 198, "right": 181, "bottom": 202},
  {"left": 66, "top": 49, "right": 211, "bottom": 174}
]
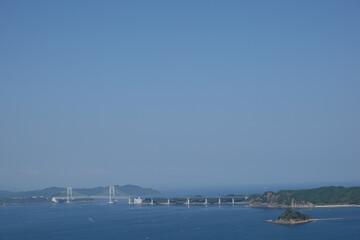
[
  {"left": 2, "top": 180, "right": 360, "bottom": 194},
  {"left": 1, "top": 1, "right": 359, "bottom": 190}
]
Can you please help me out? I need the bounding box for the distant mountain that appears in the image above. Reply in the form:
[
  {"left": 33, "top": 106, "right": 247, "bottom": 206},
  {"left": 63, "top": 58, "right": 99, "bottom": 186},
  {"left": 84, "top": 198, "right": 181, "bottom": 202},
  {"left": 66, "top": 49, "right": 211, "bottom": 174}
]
[
  {"left": 70, "top": 185, "right": 160, "bottom": 197},
  {"left": 0, "top": 187, "right": 66, "bottom": 198},
  {"left": 0, "top": 185, "right": 160, "bottom": 199},
  {"left": 115, "top": 184, "right": 160, "bottom": 196}
]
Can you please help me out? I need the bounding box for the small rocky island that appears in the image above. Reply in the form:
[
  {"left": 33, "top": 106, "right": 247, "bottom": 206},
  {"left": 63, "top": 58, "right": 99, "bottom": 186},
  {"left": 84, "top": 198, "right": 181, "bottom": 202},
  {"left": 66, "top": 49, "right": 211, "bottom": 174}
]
[{"left": 270, "top": 210, "right": 312, "bottom": 225}]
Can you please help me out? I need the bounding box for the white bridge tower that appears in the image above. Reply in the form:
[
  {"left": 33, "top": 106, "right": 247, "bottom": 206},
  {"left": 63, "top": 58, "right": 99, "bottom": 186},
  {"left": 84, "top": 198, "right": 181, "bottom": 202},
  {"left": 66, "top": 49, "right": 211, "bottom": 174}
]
[
  {"left": 109, "top": 186, "right": 115, "bottom": 204},
  {"left": 66, "top": 187, "right": 73, "bottom": 203}
]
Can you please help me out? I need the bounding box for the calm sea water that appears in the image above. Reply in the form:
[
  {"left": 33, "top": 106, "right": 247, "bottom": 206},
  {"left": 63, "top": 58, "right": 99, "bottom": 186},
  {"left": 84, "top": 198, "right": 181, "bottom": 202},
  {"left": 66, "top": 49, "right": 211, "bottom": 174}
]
[{"left": 1, "top": 202, "right": 360, "bottom": 240}]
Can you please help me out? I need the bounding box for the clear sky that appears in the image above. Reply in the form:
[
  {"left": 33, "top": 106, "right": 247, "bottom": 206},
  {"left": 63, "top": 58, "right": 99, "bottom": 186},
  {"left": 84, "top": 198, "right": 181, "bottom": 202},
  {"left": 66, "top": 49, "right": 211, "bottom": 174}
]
[{"left": 1, "top": 0, "right": 359, "bottom": 191}]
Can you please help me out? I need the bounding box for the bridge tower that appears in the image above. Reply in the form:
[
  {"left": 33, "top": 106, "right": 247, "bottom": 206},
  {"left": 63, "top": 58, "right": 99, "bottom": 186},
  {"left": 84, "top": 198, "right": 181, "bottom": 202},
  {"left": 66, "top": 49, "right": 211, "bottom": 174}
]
[
  {"left": 186, "top": 198, "right": 190, "bottom": 205},
  {"left": 109, "top": 186, "right": 115, "bottom": 204},
  {"left": 66, "top": 187, "right": 73, "bottom": 203}
]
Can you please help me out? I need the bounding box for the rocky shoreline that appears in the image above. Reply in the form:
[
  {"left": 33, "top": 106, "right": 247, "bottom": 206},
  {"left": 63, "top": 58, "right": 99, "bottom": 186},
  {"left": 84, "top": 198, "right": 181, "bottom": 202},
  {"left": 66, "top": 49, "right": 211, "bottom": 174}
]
[
  {"left": 266, "top": 219, "right": 313, "bottom": 225},
  {"left": 249, "top": 202, "right": 314, "bottom": 208}
]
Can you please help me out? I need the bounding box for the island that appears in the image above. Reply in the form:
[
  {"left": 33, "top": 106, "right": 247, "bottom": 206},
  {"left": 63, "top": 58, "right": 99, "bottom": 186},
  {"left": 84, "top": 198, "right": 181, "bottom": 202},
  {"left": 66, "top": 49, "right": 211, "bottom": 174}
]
[{"left": 269, "top": 210, "right": 312, "bottom": 225}]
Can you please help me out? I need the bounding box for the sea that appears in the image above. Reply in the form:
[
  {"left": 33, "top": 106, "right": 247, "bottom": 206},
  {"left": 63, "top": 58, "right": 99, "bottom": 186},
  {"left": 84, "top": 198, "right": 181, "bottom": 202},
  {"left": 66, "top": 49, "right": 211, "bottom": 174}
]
[{"left": 1, "top": 201, "right": 360, "bottom": 240}]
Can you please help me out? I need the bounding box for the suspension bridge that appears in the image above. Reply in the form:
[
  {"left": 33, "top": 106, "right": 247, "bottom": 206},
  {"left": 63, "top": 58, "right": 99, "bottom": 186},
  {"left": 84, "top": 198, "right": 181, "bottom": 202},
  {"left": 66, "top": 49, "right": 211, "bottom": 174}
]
[{"left": 54, "top": 186, "right": 250, "bottom": 205}]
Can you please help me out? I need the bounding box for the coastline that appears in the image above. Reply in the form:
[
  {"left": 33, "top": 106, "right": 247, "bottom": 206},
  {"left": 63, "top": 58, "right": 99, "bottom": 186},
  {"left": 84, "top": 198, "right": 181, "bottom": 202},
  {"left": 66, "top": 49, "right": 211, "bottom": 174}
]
[
  {"left": 315, "top": 204, "right": 360, "bottom": 208},
  {"left": 250, "top": 203, "right": 360, "bottom": 209},
  {"left": 266, "top": 219, "right": 312, "bottom": 225},
  {"left": 266, "top": 217, "right": 360, "bottom": 225},
  {"left": 267, "top": 216, "right": 360, "bottom": 225}
]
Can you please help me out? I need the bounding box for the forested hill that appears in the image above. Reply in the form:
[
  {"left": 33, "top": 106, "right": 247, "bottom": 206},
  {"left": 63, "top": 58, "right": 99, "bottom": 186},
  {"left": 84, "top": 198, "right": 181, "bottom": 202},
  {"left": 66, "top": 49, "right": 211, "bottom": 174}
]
[
  {"left": 249, "top": 186, "right": 360, "bottom": 206},
  {"left": 274, "top": 210, "right": 312, "bottom": 224}
]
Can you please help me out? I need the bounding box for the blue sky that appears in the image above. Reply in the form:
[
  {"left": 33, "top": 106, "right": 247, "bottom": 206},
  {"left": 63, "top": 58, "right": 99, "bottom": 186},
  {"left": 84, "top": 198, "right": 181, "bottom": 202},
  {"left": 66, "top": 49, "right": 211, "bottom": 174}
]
[{"left": 0, "top": 0, "right": 359, "bottom": 190}]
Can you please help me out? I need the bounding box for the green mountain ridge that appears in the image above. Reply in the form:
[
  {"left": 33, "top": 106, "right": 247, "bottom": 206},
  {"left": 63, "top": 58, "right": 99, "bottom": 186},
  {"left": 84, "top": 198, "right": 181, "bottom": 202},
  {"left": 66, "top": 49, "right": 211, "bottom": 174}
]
[{"left": 249, "top": 186, "right": 360, "bottom": 206}]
